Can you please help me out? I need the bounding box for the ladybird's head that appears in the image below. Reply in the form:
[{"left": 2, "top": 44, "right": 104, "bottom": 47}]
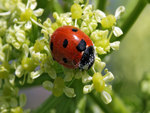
[{"left": 79, "top": 46, "right": 95, "bottom": 70}]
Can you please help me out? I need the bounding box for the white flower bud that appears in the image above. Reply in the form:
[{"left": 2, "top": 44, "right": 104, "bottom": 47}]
[
  {"left": 141, "top": 80, "right": 150, "bottom": 94},
  {"left": 83, "top": 5, "right": 92, "bottom": 14},
  {"left": 16, "top": 30, "right": 26, "bottom": 43},
  {"left": 113, "top": 26, "right": 123, "bottom": 37},
  {"left": 15, "top": 65, "right": 24, "bottom": 78},
  {"left": 42, "top": 81, "right": 54, "bottom": 91},
  {"left": 94, "top": 57, "right": 106, "bottom": 72},
  {"left": 53, "top": 12, "right": 59, "bottom": 19},
  {"left": 33, "top": 8, "right": 44, "bottom": 17},
  {"left": 22, "top": 44, "right": 29, "bottom": 57},
  {"left": 64, "top": 87, "right": 76, "bottom": 98},
  {"left": 101, "top": 91, "right": 112, "bottom": 104},
  {"left": 83, "top": 84, "right": 94, "bottom": 94},
  {"left": 9, "top": 74, "right": 15, "bottom": 85},
  {"left": 47, "top": 68, "right": 56, "bottom": 79},
  {"left": 30, "top": 70, "right": 43, "bottom": 79},
  {"left": 115, "top": 6, "right": 125, "bottom": 19},
  {"left": 0, "top": 52, "right": 5, "bottom": 62},
  {"left": 110, "top": 41, "right": 120, "bottom": 50},
  {"left": 63, "top": 68, "right": 74, "bottom": 82},
  {"left": 82, "top": 72, "right": 92, "bottom": 83}
]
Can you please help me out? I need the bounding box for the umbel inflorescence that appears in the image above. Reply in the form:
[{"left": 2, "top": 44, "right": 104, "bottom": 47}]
[{"left": 0, "top": 0, "right": 125, "bottom": 112}]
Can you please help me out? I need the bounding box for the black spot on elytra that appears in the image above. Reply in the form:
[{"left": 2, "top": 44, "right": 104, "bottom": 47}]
[
  {"left": 72, "top": 28, "right": 78, "bottom": 32},
  {"left": 50, "top": 42, "right": 53, "bottom": 51},
  {"left": 63, "top": 58, "right": 67, "bottom": 63},
  {"left": 63, "top": 39, "right": 68, "bottom": 48},
  {"left": 76, "top": 39, "right": 86, "bottom": 52}
]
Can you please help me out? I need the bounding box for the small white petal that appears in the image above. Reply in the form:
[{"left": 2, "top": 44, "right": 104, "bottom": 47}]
[
  {"left": 0, "top": 52, "right": 5, "bottom": 62},
  {"left": 25, "top": 21, "right": 32, "bottom": 30},
  {"left": 94, "top": 10, "right": 106, "bottom": 22},
  {"left": 110, "top": 41, "right": 120, "bottom": 50},
  {"left": 115, "top": 6, "right": 125, "bottom": 19},
  {"left": 103, "top": 72, "right": 114, "bottom": 82},
  {"left": 113, "top": 26, "right": 123, "bottom": 37},
  {"left": 22, "top": 44, "right": 29, "bottom": 57},
  {"left": 30, "top": 70, "right": 43, "bottom": 79},
  {"left": 96, "top": 47, "right": 107, "bottom": 54},
  {"left": 64, "top": 87, "right": 76, "bottom": 98},
  {"left": 83, "top": 84, "right": 94, "bottom": 94},
  {"left": 29, "top": 0, "right": 37, "bottom": 10},
  {"left": 33, "top": 8, "right": 44, "bottom": 17},
  {"left": 101, "top": 91, "right": 112, "bottom": 104}
]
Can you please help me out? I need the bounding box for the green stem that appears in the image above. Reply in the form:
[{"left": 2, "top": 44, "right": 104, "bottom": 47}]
[
  {"left": 97, "top": 0, "right": 107, "bottom": 11},
  {"left": 100, "top": 0, "right": 147, "bottom": 59},
  {"left": 15, "top": 74, "right": 51, "bottom": 88},
  {"left": 111, "top": 0, "right": 147, "bottom": 42}
]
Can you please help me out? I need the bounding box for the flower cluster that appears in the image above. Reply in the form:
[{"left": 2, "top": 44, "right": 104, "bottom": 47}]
[
  {"left": 0, "top": 0, "right": 125, "bottom": 112},
  {"left": 40, "top": 0, "right": 125, "bottom": 104}
]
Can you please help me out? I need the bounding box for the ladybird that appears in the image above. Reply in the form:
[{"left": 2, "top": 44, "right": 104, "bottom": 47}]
[{"left": 50, "top": 26, "right": 95, "bottom": 70}]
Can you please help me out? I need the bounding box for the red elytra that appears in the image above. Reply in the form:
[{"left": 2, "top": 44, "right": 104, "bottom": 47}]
[{"left": 50, "top": 26, "right": 95, "bottom": 70}]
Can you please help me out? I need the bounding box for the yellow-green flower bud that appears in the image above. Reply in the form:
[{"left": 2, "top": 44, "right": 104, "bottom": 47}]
[
  {"left": 94, "top": 57, "right": 106, "bottom": 72},
  {"left": 0, "top": 62, "right": 10, "bottom": 79},
  {"left": 0, "top": 19, "right": 7, "bottom": 37},
  {"left": 20, "top": 8, "right": 33, "bottom": 21},
  {"left": 90, "top": 30, "right": 108, "bottom": 42},
  {"left": 43, "top": 81, "right": 53, "bottom": 91},
  {"left": 52, "top": 77, "right": 65, "bottom": 97},
  {"left": 19, "top": 94, "right": 27, "bottom": 107},
  {"left": 21, "top": 57, "right": 36, "bottom": 71},
  {"left": 101, "top": 15, "right": 116, "bottom": 29},
  {"left": 10, "top": 98, "right": 18, "bottom": 107},
  {"left": 34, "top": 40, "right": 45, "bottom": 52},
  {"left": 93, "top": 73, "right": 105, "bottom": 92},
  {"left": 11, "top": 107, "right": 23, "bottom": 113},
  {"left": 51, "top": 22, "right": 59, "bottom": 31},
  {"left": 71, "top": 3, "right": 82, "bottom": 19},
  {"left": 95, "top": 38, "right": 110, "bottom": 51},
  {"left": 64, "top": 87, "right": 76, "bottom": 98}
]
